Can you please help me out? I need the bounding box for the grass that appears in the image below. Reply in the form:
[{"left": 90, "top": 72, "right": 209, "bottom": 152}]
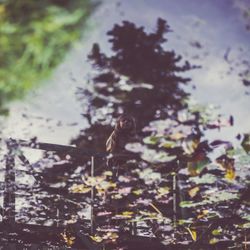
[{"left": 0, "top": 0, "right": 92, "bottom": 115}]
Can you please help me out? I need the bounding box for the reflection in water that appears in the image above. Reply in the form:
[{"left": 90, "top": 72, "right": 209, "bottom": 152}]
[{"left": 1, "top": 3, "right": 250, "bottom": 250}]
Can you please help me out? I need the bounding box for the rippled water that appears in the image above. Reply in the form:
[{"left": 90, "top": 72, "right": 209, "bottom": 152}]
[{"left": 0, "top": 0, "right": 250, "bottom": 249}]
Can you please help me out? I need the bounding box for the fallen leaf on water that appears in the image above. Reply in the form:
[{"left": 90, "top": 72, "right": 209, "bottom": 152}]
[
  {"left": 169, "top": 132, "right": 186, "bottom": 140},
  {"left": 225, "top": 167, "right": 236, "bottom": 180},
  {"left": 90, "top": 235, "right": 103, "bottom": 243},
  {"left": 209, "top": 238, "right": 219, "bottom": 245},
  {"left": 61, "top": 232, "right": 76, "bottom": 246},
  {"left": 157, "top": 187, "right": 170, "bottom": 197},
  {"left": 143, "top": 136, "right": 161, "bottom": 145},
  {"left": 190, "top": 173, "right": 217, "bottom": 184},
  {"left": 69, "top": 184, "right": 91, "bottom": 194},
  {"left": 197, "top": 209, "right": 209, "bottom": 219},
  {"left": 188, "top": 186, "right": 200, "bottom": 198},
  {"left": 186, "top": 227, "right": 197, "bottom": 241},
  {"left": 114, "top": 211, "right": 134, "bottom": 219},
  {"left": 102, "top": 232, "right": 119, "bottom": 242},
  {"left": 212, "top": 228, "right": 222, "bottom": 236},
  {"left": 132, "top": 189, "right": 143, "bottom": 195}
]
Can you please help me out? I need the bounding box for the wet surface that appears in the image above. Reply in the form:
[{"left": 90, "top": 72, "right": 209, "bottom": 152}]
[{"left": 0, "top": 0, "right": 250, "bottom": 249}]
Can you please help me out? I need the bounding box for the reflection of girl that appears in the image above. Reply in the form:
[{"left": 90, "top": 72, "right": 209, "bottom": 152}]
[
  {"left": 105, "top": 115, "right": 136, "bottom": 173},
  {"left": 106, "top": 114, "right": 136, "bottom": 153}
]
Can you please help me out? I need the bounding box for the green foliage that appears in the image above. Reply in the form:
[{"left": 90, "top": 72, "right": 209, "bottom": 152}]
[{"left": 0, "top": 0, "right": 91, "bottom": 114}]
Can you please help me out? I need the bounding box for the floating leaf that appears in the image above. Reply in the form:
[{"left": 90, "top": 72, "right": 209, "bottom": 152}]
[
  {"left": 190, "top": 173, "right": 217, "bottom": 184},
  {"left": 212, "top": 228, "right": 222, "bottom": 236},
  {"left": 188, "top": 186, "right": 200, "bottom": 198},
  {"left": 209, "top": 238, "right": 219, "bottom": 245},
  {"left": 159, "top": 140, "right": 177, "bottom": 148},
  {"left": 186, "top": 227, "right": 197, "bottom": 241},
  {"left": 225, "top": 167, "right": 236, "bottom": 181},
  {"left": 141, "top": 149, "right": 176, "bottom": 163},
  {"left": 157, "top": 187, "right": 170, "bottom": 197},
  {"left": 204, "top": 190, "right": 239, "bottom": 203},
  {"left": 61, "top": 232, "right": 76, "bottom": 246},
  {"left": 197, "top": 209, "right": 209, "bottom": 219},
  {"left": 114, "top": 211, "right": 134, "bottom": 219},
  {"left": 143, "top": 136, "right": 161, "bottom": 145},
  {"left": 182, "top": 136, "right": 200, "bottom": 155},
  {"left": 133, "top": 189, "right": 143, "bottom": 195},
  {"left": 90, "top": 235, "right": 103, "bottom": 243},
  {"left": 169, "top": 132, "right": 186, "bottom": 140},
  {"left": 69, "top": 184, "right": 91, "bottom": 194},
  {"left": 138, "top": 168, "right": 161, "bottom": 184},
  {"left": 102, "top": 232, "right": 119, "bottom": 242},
  {"left": 242, "top": 223, "right": 250, "bottom": 229},
  {"left": 103, "top": 171, "right": 113, "bottom": 176}
]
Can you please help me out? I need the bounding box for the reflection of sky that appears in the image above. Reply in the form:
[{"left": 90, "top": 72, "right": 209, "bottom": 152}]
[{"left": 1, "top": 0, "right": 250, "bottom": 147}]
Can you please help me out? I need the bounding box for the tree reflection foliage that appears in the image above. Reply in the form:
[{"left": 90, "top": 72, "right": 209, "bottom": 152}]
[{"left": 75, "top": 19, "right": 197, "bottom": 151}]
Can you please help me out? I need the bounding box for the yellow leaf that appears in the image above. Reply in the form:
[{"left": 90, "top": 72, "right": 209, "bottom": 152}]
[
  {"left": 114, "top": 211, "right": 134, "bottom": 219},
  {"left": 97, "top": 180, "right": 116, "bottom": 191},
  {"left": 225, "top": 167, "right": 235, "bottom": 180},
  {"left": 132, "top": 189, "right": 143, "bottom": 195},
  {"left": 197, "top": 209, "right": 209, "bottom": 219},
  {"left": 90, "top": 235, "right": 103, "bottom": 243},
  {"left": 102, "top": 232, "right": 119, "bottom": 241},
  {"left": 209, "top": 237, "right": 219, "bottom": 245},
  {"left": 188, "top": 186, "right": 200, "bottom": 198},
  {"left": 69, "top": 184, "right": 91, "bottom": 194},
  {"left": 169, "top": 132, "right": 185, "bottom": 140},
  {"left": 103, "top": 171, "right": 113, "bottom": 176},
  {"left": 61, "top": 232, "right": 76, "bottom": 246},
  {"left": 157, "top": 187, "right": 170, "bottom": 197},
  {"left": 186, "top": 227, "right": 197, "bottom": 241}
]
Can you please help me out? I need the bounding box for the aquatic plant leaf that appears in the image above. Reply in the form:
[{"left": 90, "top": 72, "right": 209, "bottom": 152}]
[
  {"left": 242, "top": 223, "right": 250, "bottom": 228},
  {"left": 182, "top": 137, "right": 200, "bottom": 155},
  {"left": 61, "top": 232, "right": 76, "bottom": 246},
  {"left": 179, "top": 201, "right": 204, "bottom": 208},
  {"left": 188, "top": 186, "right": 200, "bottom": 198},
  {"left": 190, "top": 173, "right": 217, "bottom": 184},
  {"left": 90, "top": 235, "right": 103, "bottom": 243},
  {"left": 160, "top": 140, "right": 177, "bottom": 148},
  {"left": 132, "top": 189, "right": 143, "bottom": 195},
  {"left": 143, "top": 136, "right": 161, "bottom": 145},
  {"left": 212, "top": 228, "right": 222, "bottom": 236},
  {"left": 69, "top": 184, "right": 91, "bottom": 194},
  {"left": 138, "top": 168, "right": 161, "bottom": 184},
  {"left": 169, "top": 132, "right": 186, "bottom": 140},
  {"left": 209, "top": 238, "right": 219, "bottom": 245},
  {"left": 157, "top": 187, "right": 170, "bottom": 197},
  {"left": 204, "top": 190, "right": 239, "bottom": 203},
  {"left": 141, "top": 149, "right": 176, "bottom": 163},
  {"left": 225, "top": 167, "right": 236, "bottom": 180},
  {"left": 186, "top": 227, "right": 197, "bottom": 241},
  {"left": 114, "top": 211, "right": 133, "bottom": 219}
]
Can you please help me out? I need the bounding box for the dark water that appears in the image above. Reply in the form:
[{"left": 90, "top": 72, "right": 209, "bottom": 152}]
[{"left": 0, "top": 0, "right": 250, "bottom": 249}]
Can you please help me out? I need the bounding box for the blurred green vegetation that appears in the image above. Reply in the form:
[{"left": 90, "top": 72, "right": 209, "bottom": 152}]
[{"left": 0, "top": 0, "right": 91, "bottom": 115}]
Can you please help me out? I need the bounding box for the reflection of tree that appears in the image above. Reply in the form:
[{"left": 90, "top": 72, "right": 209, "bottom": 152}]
[
  {"left": 75, "top": 19, "right": 195, "bottom": 150},
  {"left": 89, "top": 19, "right": 195, "bottom": 127}
]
